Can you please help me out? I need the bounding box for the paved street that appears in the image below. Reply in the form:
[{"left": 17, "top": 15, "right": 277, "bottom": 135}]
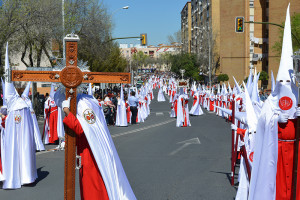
[{"left": 0, "top": 92, "right": 237, "bottom": 200}]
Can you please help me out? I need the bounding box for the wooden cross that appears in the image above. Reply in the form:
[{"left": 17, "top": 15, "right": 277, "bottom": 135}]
[{"left": 11, "top": 34, "right": 131, "bottom": 200}]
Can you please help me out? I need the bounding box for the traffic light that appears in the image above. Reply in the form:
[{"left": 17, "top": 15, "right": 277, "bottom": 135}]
[
  {"left": 140, "top": 33, "right": 147, "bottom": 46},
  {"left": 235, "top": 17, "right": 244, "bottom": 33}
]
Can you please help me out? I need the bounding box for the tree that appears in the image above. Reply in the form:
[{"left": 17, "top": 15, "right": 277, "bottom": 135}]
[
  {"left": 217, "top": 74, "right": 229, "bottom": 83},
  {"left": 167, "top": 30, "right": 181, "bottom": 46},
  {"left": 132, "top": 51, "right": 149, "bottom": 70},
  {"left": 273, "top": 12, "right": 300, "bottom": 55},
  {"left": 259, "top": 70, "right": 269, "bottom": 81},
  {"left": 169, "top": 52, "right": 202, "bottom": 81}
]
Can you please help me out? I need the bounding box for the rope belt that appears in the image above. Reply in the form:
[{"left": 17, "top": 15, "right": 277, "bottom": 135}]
[{"left": 278, "top": 138, "right": 296, "bottom": 142}]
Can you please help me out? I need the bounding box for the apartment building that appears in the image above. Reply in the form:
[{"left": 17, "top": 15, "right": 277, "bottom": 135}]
[
  {"left": 181, "top": 2, "right": 192, "bottom": 53},
  {"left": 182, "top": 0, "right": 300, "bottom": 88},
  {"left": 268, "top": 1, "right": 300, "bottom": 87}
]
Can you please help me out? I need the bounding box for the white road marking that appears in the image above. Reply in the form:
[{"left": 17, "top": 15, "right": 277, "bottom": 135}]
[
  {"left": 36, "top": 149, "right": 61, "bottom": 156},
  {"left": 169, "top": 137, "right": 201, "bottom": 156},
  {"left": 37, "top": 118, "right": 176, "bottom": 155},
  {"left": 156, "top": 112, "right": 164, "bottom": 116},
  {"left": 112, "top": 118, "right": 176, "bottom": 138}
]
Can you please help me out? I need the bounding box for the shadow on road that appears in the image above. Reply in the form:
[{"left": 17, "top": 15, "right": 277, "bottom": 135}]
[
  {"left": 210, "top": 170, "right": 238, "bottom": 191},
  {"left": 24, "top": 167, "right": 49, "bottom": 187}
]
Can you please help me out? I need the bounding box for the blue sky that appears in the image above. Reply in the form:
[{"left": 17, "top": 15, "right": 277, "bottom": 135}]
[{"left": 103, "top": 0, "right": 188, "bottom": 46}]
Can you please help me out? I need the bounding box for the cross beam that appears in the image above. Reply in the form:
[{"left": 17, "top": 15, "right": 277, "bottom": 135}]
[{"left": 11, "top": 34, "right": 131, "bottom": 200}]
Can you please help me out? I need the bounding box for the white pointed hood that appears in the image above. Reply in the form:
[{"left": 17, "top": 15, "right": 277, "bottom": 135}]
[
  {"left": 271, "top": 4, "right": 297, "bottom": 118},
  {"left": 5, "top": 82, "right": 28, "bottom": 112},
  {"left": 22, "top": 81, "right": 31, "bottom": 98},
  {"left": 243, "top": 82, "right": 258, "bottom": 132},
  {"left": 88, "top": 83, "right": 93, "bottom": 96},
  {"left": 49, "top": 83, "right": 56, "bottom": 99},
  {"left": 1, "top": 78, "right": 6, "bottom": 107},
  {"left": 276, "top": 4, "right": 294, "bottom": 82},
  {"left": 120, "top": 84, "right": 124, "bottom": 100},
  {"left": 271, "top": 70, "right": 275, "bottom": 93},
  {"left": 251, "top": 72, "right": 261, "bottom": 104},
  {"left": 228, "top": 82, "right": 232, "bottom": 94},
  {"left": 247, "top": 70, "right": 253, "bottom": 98},
  {"left": 233, "top": 76, "right": 242, "bottom": 95},
  {"left": 4, "top": 42, "right": 9, "bottom": 82}
]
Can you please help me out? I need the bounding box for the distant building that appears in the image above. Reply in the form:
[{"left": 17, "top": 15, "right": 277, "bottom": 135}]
[{"left": 119, "top": 44, "right": 180, "bottom": 72}]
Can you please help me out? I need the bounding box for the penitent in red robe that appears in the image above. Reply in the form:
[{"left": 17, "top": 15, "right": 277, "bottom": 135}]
[
  {"left": 45, "top": 106, "right": 59, "bottom": 143},
  {"left": 63, "top": 113, "right": 109, "bottom": 200},
  {"left": 277, "top": 119, "right": 300, "bottom": 200}
]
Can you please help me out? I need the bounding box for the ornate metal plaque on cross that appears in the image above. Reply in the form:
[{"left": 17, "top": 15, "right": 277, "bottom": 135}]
[{"left": 11, "top": 34, "right": 131, "bottom": 200}]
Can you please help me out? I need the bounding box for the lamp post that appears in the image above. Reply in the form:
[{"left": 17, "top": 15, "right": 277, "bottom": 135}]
[
  {"left": 292, "top": 49, "right": 300, "bottom": 200},
  {"left": 112, "top": 6, "right": 129, "bottom": 15},
  {"left": 180, "top": 69, "right": 185, "bottom": 80}
]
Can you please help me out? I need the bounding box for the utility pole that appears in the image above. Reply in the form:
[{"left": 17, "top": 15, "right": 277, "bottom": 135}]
[
  {"left": 62, "top": 0, "right": 65, "bottom": 60},
  {"left": 130, "top": 59, "right": 133, "bottom": 85},
  {"left": 208, "top": 28, "right": 211, "bottom": 89}
]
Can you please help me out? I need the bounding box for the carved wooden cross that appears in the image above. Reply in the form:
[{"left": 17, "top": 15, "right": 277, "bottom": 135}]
[{"left": 11, "top": 34, "right": 131, "bottom": 200}]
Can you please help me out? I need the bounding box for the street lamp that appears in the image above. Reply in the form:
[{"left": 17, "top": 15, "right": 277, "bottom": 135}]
[
  {"left": 180, "top": 69, "right": 185, "bottom": 80},
  {"left": 112, "top": 6, "right": 130, "bottom": 15}
]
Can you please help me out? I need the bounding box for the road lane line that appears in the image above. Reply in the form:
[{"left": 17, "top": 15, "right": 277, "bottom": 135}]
[
  {"left": 112, "top": 118, "right": 176, "bottom": 138},
  {"left": 36, "top": 118, "right": 176, "bottom": 155}
]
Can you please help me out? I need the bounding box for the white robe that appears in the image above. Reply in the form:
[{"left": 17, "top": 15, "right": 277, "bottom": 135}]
[
  {"left": 22, "top": 96, "right": 45, "bottom": 151},
  {"left": 115, "top": 99, "right": 128, "bottom": 127},
  {"left": 1, "top": 107, "right": 37, "bottom": 189},
  {"left": 248, "top": 97, "right": 279, "bottom": 200},
  {"left": 190, "top": 94, "right": 204, "bottom": 116},
  {"left": 76, "top": 94, "right": 136, "bottom": 200},
  {"left": 157, "top": 88, "right": 165, "bottom": 102},
  {"left": 176, "top": 95, "right": 191, "bottom": 127}
]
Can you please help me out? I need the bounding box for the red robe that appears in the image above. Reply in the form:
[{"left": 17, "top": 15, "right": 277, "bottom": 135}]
[
  {"left": 174, "top": 100, "right": 178, "bottom": 117},
  {"left": 63, "top": 113, "right": 109, "bottom": 200},
  {"left": 125, "top": 102, "right": 131, "bottom": 123},
  {"left": 209, "top": 100, "right": 214, "bottom": 111},
  {"left": 45, "top": 106, "right": 59, "bottom": 143},
  {"left": 181, "top": 100, "right": 189, "bottom": 127},
  {"left": 277, "top": 119, "right": 300, "bottom": 200},
  {"left": 193, "top": 96, "right": 197, "bottom": 106}
]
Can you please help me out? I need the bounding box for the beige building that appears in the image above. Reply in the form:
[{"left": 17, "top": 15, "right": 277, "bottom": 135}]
[
  {"left": 181, "top": 2, "right": 192, "bottom": 53},
  {"left": 119, "top": 44, "right": 180, "bottom": 71},
  {"left": 268, "top": 1, "right": 300, "bottom": 88},
  {"left": 181, "top": 0, "right": 300, "bottom": 89}
]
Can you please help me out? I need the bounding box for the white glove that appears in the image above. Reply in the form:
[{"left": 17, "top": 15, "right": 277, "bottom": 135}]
[
  {"left": 296, "top": 107, "right": 300, "bottom": 117},
  {"left": 62, "top": 97, "right": 71, "bottom": 109},
  {"left": 231, "top": 124, "right": 237, "bottom": 131},
  {"left": 278, "top": 112, "right": 289, "bottom": 123}
]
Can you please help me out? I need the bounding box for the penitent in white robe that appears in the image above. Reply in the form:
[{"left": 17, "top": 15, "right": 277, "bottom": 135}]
[
  {"left": 189, "top": 94, "right": 204, "bottom": 116},
  {"left": 1, "top": 106, "right": 37, "bottom": 189},
  {"left": 115, "top": 99, "right": 128, "bottom": 127},
  {"left": 157, "top": 88, "right": 165, "bottom": 102}
]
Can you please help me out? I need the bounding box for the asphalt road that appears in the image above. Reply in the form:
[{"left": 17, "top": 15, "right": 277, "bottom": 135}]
[{"left": 0, "top": 91, "right": 237, "bottom": 200}]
